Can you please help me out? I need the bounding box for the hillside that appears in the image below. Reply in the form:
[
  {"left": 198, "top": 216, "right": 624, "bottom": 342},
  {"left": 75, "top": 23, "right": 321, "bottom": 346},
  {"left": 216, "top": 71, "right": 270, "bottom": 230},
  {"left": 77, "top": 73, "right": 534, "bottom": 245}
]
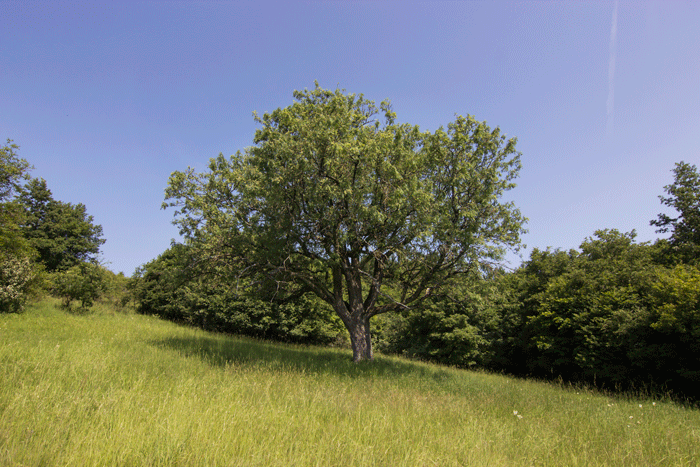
[{"left": 1, "top": 300, "right": 699, "bottom": 466}]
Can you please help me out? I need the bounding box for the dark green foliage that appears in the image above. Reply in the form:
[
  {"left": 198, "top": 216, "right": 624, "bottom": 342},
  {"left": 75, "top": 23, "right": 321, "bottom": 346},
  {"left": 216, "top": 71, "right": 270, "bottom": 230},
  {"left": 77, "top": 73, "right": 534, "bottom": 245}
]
[
  {"left": 522, "top": 231, "right": 656, "bottom": 381},
  {"left": 493, "top": 230, "right": 700, "bottom": 398},
  {"left": 647, "top": 264, "right": 700, "bottom": 383},
  {"left": 18, "top": 178, "right": 105, "bottom": 272},
  {"left": 379, "top": 275, "right": 506, "bottom": 369},
  {"left": 129, "top": 244, "right": 190, "bottom": 319},
  {"left": 379, "top": 225, "right": 699, "bottom": 400},
  {"left": 131, "top": 244, "right": 345, "bottom": 346},
  {"left": 651, "top": 161, "right": 700, "bottom": 264}
]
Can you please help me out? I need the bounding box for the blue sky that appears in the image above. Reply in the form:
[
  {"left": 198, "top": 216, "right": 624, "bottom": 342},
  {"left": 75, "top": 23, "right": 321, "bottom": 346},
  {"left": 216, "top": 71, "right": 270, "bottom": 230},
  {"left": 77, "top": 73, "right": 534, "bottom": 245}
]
[{"left": 2, "top": 0, "right": 699, "bottom": 275}]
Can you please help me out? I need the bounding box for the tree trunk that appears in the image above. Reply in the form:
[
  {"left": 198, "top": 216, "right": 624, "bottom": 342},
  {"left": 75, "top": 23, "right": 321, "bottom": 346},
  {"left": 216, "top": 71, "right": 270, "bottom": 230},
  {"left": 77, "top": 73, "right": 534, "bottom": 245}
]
[
  {"left": 330, "top": 262, "right": 374, "bottom": 362},
  {"left": 347, "top": 315, "right": 373, "bottom": 362}
]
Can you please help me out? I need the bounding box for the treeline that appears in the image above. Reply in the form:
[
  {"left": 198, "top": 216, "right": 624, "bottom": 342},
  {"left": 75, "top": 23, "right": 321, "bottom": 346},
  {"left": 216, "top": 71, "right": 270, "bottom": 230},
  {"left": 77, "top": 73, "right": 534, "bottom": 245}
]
[
  {"left": 389, "top": 162, "right": 699, "bottom": 398},
  {"left": 382, "top": 230, "right": 699, "bottom": 396},
  {"left": 5, "top": 136, "right": 698, "bottom": 399},
  {"left": 132, "top": 161, "right": 699, "bottom": 400},
  {"left": 0, "top": 140, "right": 125, "bottom": 311}
]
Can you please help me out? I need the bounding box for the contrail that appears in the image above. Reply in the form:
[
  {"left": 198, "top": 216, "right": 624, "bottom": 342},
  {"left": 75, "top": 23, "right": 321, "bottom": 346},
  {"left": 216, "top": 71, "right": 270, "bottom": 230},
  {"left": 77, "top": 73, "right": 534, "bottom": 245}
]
[{"left": 607, "top": 0, "right": 618, "bottom": 136}]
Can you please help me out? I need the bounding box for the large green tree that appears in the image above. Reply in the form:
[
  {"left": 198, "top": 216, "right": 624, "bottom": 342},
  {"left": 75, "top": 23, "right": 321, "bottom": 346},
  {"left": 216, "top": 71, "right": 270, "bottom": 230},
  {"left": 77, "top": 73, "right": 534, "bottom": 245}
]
[
  {"left": 0, "top": 140, "right": 33, "bottom": 254},
  {"left": 0, "top": 139, "right": 32, "bottom": 202},
  {"left": 651, "top": 161, "right": 700, "bottom": 263},
  {"left": 0, "top": 140, "right": 38, "bottom": 312},
  {"left": 18, "top": 178, "right": 105, "bottom": 272},
  {"left": 164, "top": 84, "right": 526, "bottom": 362}
]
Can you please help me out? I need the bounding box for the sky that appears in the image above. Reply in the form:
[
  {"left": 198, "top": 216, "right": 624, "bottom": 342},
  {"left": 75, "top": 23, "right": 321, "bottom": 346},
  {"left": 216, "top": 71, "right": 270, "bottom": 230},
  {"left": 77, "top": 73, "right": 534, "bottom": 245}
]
[{"left": 2, "top": 0, "right": 699, "bottom": 276}]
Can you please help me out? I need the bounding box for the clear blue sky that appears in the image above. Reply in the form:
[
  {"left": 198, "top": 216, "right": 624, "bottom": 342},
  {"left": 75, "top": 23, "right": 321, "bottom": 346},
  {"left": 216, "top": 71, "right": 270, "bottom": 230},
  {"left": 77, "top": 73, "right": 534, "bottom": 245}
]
[{"left": 3, "top": 1, "right": 699, "bottom": 275}]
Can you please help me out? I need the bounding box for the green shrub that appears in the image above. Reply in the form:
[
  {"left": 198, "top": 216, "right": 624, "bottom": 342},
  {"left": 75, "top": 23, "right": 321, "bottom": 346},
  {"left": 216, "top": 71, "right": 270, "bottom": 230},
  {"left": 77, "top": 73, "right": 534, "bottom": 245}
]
[
  {"left": 378, "top": 275, "right": 507, "bottom": 368},
  {"left": 52, "top": 262, "right": 107, "bottom": 310},
  {"left": 131, "top": 244, "right": 345, "bottom": 345},
  {"left": 0, "top": 252, "right": 36, "bottom": 312},
  {"left": 647, "top": 264, "right": 700, "bottom": 384}
]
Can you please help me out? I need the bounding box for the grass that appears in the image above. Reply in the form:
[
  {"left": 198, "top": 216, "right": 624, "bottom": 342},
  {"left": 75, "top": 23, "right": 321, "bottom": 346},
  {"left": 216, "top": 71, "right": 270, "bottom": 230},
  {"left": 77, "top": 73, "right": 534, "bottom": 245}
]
[{"left": 1, "top": 299, "right": 699, "bottom": 466}]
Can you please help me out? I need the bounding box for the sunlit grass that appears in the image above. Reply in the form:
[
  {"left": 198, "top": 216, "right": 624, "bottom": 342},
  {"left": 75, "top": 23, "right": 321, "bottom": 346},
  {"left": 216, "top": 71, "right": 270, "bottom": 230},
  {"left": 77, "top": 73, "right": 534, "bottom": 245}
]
[{"left": 1, "top": 299, "right": 699, "bottom": 466}]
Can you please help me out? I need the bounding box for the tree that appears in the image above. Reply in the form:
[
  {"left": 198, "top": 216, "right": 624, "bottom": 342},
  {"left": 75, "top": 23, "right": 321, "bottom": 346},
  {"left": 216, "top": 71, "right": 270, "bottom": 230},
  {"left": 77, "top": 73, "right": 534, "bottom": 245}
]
[
  {"left": 0, "top": 140, "right": 39, "bottom": 312},
  {"left": 651, "top": 161, "right": 700, "bottom": 263},
  {"left": 520, "top": 230, "right": 661, "bottom": 383},
  {"left": 649, "top": 264, "right": 700, "bottom": 386},
  {"left": 0, "top": 139, "right": 34, "bottom": 255},
  {"left": 0, "top": 139, "right": 32, "bottom": 202},
  {"left": 494, "top": 229, "right": 700, "bottom": 395},
  {"left": 164, "top": 84, "right": 526, "bottom": 362},
  {"left": 18, "top": 178, "right": 105, "bottom": 272},
  {"left": 381, "top": 272, "right": 507, "bottom": 368},
  {"left": 52, "top": 261, "right": 108, "bottom": 310}
]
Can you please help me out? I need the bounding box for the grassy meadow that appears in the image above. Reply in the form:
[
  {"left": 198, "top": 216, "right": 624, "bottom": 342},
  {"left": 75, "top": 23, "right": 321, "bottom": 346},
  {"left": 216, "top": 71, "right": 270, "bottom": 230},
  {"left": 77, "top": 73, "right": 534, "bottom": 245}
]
[{"left": 1, "top": 299, "right": 699, "bottom": 466}]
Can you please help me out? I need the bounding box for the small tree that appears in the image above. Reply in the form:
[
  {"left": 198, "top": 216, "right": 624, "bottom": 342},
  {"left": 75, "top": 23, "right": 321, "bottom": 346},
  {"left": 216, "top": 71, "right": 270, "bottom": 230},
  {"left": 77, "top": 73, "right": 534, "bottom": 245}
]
[
  {"left": 52, "top": 262, "right": 107, "bottom": 310},
  {"left": 164, "top": 84, "right": 526, "bottom": 362}
]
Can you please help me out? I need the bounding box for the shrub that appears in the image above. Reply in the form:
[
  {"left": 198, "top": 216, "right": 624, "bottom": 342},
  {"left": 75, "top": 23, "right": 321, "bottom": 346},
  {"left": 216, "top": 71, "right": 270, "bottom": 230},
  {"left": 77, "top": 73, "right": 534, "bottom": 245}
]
[
  {"left": 52, "top": 262, "right": 107, "bottom": 310},
  {"left": 0, "top": 252, "right": 36, "bottom": 313},
  {"left": 131, "top": 244, "right": 345, "bottom": 345}
]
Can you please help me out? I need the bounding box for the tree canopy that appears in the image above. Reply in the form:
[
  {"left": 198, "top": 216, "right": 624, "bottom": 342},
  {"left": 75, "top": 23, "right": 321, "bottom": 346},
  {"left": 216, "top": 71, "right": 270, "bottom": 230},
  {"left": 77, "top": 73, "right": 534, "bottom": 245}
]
[
  {"left": 18, "top": 178, "right": 105, "bottom": 272},
  {"left": 0, "top": 140, "right": 34, "bottom": 255},
  {"left": 0, "top": 140, "right": 38, "bottom": 312},
  {"left": 1, "top": 139, "right": 109, "bottom": 312},
  {"left": 164, "top": 84, "right": 526, "bottom": 361},
  {"left": 0, "top": 139, "right": 32, "bottom": 203},
  {"left": 651, "top": 161, "right": 700, "bottom": 263}
]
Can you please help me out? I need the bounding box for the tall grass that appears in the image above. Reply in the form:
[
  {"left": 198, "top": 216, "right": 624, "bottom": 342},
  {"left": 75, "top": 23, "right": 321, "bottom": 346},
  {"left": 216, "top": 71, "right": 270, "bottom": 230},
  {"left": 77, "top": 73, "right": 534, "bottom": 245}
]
[{"left": 1, "top": 299, "right": 699, "bottom": 466}]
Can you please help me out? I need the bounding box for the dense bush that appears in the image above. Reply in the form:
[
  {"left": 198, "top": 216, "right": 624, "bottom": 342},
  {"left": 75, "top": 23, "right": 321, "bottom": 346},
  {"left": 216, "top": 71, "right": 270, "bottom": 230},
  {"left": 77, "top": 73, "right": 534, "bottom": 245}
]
[
  {"left": 647, "top": 264, "right": 700, "bottom": 384},
  {"left": 0, "top": 203, "right": 41, "bottom": 313},
  {"left": 378, "top": 277, "right": 506, "bottom": 368},
  {"left": 0, "top": 140, "right": 38, "bottom": 312},
  {"left": 488, "top": 231, "right": 699, "bottom": 398},
  {"left": 516, "top": 231, "right": 657, "bottom": 382},
  {"left": 378, "top": 229, "right": 699, "bottom": 400},
  {"left": 102, "top": 270, "right": 132, "bottom": 310},
  {"left": 131, "top": 244, "right": 346, "bottom": 346}
]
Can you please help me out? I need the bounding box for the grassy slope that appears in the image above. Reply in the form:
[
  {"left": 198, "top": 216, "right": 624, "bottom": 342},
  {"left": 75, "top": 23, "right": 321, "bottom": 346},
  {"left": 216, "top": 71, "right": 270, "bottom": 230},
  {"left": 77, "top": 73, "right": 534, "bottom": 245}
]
[{"left": 1, "top": 300, "right": 699, "bottom": 466}]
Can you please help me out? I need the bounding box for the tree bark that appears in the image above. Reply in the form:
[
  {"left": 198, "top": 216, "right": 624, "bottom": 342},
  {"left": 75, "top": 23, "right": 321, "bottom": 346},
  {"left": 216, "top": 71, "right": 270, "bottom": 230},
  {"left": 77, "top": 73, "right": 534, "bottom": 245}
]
[{"left": 346, "top": 315, "right": 373, "bottom": 362}]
